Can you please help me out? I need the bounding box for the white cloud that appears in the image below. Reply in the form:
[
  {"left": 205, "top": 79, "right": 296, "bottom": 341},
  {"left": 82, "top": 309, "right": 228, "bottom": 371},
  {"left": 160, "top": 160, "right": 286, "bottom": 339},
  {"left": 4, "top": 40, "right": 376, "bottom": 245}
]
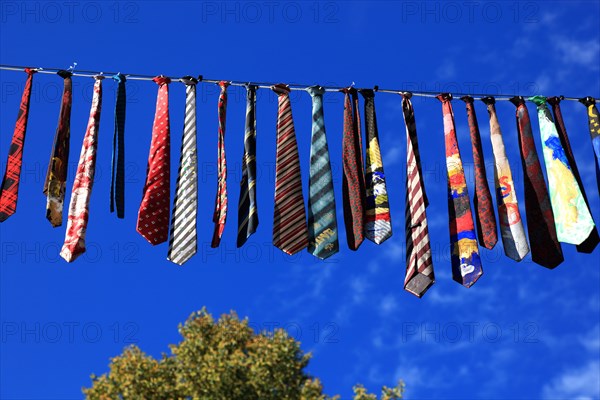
[
  {"left": 349, "top": 276, "right": 370, "bottom": 304},
  {"left": 579, "top": 324, "right": 600, "bottom": 352},
  {"left": 542, "top": 360, "right": 600, "bottom": 400},
  {"left": 552, "top": 35, "right": 600, "bottom": 71},
  {"left": 383, "top": 144, "right": 402, "bottom": 166},
  {"left": 379, "top": 294, "right": 398, "bottom": 316}
]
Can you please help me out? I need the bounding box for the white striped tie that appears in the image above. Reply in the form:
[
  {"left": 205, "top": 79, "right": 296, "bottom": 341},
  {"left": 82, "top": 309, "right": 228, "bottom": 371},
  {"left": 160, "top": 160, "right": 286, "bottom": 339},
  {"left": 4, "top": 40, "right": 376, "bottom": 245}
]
[{"left": 167, "top": 77, "right": 198, "bottom": 265}]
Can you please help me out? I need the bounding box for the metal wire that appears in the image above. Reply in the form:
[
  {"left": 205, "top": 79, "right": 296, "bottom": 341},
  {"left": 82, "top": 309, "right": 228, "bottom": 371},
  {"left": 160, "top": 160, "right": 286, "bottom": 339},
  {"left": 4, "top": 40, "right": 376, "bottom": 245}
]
[{"left": 1, "top": 64, "right": 596, "bottom": 100}]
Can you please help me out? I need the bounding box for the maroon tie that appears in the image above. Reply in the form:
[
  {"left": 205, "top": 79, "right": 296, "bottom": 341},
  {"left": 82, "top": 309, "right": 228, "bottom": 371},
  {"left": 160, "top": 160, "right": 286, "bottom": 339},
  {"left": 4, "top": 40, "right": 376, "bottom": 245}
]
[
  {"left": 510, "top": 96, "right": 563, "bottom": 268},
  {"left": 0, "top": 68, "right": 36, "bottom": 222},
  {"left": 460, "top": 96, "right": 497, "bottom": 250},
  {"left": 340, "top": 88, "right": 366, "bottom": 250},
  {"left": 211, "top": 81, "right": 229, "bottom": 248},
  {"left": 547, "top": 96, "right": 599, "bottom": 254},
  {"left": 136, "top": 76, "right": 171, "bottom": 245}
]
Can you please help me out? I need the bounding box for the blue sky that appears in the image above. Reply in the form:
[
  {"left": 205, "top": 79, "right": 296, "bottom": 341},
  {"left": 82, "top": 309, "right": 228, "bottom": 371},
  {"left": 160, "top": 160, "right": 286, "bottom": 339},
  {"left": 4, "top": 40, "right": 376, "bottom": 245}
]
[{"left": 1, "top": 1, "right": 599, "bottom": 399}]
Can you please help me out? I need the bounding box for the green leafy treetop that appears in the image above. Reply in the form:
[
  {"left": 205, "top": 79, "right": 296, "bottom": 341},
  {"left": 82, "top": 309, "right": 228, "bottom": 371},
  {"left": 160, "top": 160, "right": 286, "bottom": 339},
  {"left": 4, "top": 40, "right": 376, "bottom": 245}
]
[{"left": 84, "top": 308, "right": 404, "bottom": 399}]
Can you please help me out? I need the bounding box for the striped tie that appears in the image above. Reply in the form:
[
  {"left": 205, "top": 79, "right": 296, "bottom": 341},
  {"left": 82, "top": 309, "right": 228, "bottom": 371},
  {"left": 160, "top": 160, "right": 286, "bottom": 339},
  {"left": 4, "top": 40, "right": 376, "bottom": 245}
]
[
  {"left": 401, "top": 93, "right": 434, "bottom": 297},
  {"left": 529, "top": 96, "right": 595, "bottom": 246},
  {"left": 60, "top": 75, "right": 104, "bottom": 262},
  {"left": 437, "top": 93, "right": 483, "bottom": 288},
  {"left": 167, "top": 76, "right": 198, "bottom": 265},
  {"left": 44, "top": 70, "right": 73, "bottom": 227},
  {"left": 237, "top": 84, "right": 259, "bottom": 248},
  {"left": 481, "top": 96, "right": 529, "bottom": 261},
  {"left": 211, "top": 81, "right": 229, "bottom": 248},
  {"left": 460, "top": 96, "right": 497, "bottom": 250},
  {"left": 110, "top": 73, "right": 126, "bottom": 219},
  {"left": 340, "top": 88, "right": 366, "bottom": 250},
  {"left": 0, "top": 68, "right": 36, "bottom": 222},
  {"left": 509, "top": 96, "right": 563, "bottom": 269},
  {"left": 306, "top": 85, "right": 338, "bottom": 259},
  {"left": 272, "top": 83, "right": 308, "bottom": 255},
  {"left": 545, "top": 96, "right": 598, "bottom": 251},
  {"left": 360, "top": 89, "right": 392, "bottom": 244}
]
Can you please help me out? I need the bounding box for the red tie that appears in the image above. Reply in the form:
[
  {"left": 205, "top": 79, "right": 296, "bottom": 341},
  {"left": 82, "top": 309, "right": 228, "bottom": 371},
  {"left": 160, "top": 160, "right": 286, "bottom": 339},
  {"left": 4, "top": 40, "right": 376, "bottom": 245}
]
[
  {"left": 136, "top": 76, "right": 171, "bottom": 245},
  {"left": 211, "top": 81, "right": 230, "bottom": 248},
  {"left": 0, "top": 68, "right": 36, "bottom": 222}
]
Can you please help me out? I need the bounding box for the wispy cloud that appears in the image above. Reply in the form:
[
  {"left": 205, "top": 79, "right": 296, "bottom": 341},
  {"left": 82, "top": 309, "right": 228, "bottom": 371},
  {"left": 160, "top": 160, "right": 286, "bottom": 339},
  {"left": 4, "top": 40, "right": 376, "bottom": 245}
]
[
  {"left": 542, "top": 360, "right": 600, "bottom": 400},
  {"left": 551, "top": 35, "right": 600, "bottom": 71}
]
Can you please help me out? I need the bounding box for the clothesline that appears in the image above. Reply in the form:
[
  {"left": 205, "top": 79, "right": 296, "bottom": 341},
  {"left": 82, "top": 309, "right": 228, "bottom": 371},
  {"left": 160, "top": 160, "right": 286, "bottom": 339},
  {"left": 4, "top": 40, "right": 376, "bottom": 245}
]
[{"left": 0, "top": 64, "right": 591, "bottom": 101}]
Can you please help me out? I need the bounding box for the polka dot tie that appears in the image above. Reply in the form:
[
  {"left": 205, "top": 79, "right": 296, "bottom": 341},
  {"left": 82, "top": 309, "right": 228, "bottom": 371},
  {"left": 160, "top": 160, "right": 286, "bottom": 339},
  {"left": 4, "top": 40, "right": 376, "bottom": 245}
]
[{"left": 136, "top": 76, "right": 171, "bottom": 245}]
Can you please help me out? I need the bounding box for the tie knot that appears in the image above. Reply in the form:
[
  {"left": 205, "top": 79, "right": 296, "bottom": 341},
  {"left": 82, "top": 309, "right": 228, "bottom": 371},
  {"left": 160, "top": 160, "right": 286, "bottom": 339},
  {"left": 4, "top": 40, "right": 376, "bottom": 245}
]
[
  {"left": 339, "top": 87, "right": 357, "bottom": 95},
  {"left": 306, "top": 85, "right": 325, "bottom": 97},
  {"left": 24, "top": 67, "right": 37, "bottom": 75},
  {"left": 218, "top": 80, "right": 230, "bottom": 90},
  {"left": 460, "top": 95, "right": 474, "bottom": 104},
  {"left": 546, "top": 96, "right": 563, "bottom": 106},
  {"left": 181, "top": 76, "right": 198, "bottom": 86},
  {"left": 528, "top": 95, "right": 547, "bottom": 107},
  {"left": 113, "top": 73, "right": 126, "bottom": 83},
  {"left": 153, "top": 76, "right": 171, "bottom": 86},
  {"left": 436, "top": 93, "right": 452, "bottom": 102},
  {"left": 579, "top": 96, "right": 596, "bottom": 106},
  {"left": 509, "top": 96, "right": 525, "bottom": 107},
  {"left": 400, "top": 91, "right": 413, "bottom": 99},
  {"left": 481, "top": 96, "right": 496, "bottom": 105},
  {"left": 57, "top": 69, "right": 72, "bottom": 79},
  {"left": 271, "top": 83, "right": 290, "bottom": 96},
  {"left": 359, "top": 89, "right": 375, "bottom": 99},
  {"left": 93, "top": 75, "right": 105, "bottom": 81}
]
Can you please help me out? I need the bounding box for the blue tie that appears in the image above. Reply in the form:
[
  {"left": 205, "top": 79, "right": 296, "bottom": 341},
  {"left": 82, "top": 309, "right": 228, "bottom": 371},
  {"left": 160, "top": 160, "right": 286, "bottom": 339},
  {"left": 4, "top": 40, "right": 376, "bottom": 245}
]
[
  {"left": 111, "top": 73, "right": 126, "bottom": 218},
  {"left": 306, "top": 85, "right": 339, "bottom": 259}
]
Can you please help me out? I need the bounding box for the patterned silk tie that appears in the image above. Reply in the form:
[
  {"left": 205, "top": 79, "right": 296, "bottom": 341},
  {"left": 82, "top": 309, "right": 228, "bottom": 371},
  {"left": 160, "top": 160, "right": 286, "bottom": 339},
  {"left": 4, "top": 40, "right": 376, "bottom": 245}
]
[
  {"left": 360, "top": 89, "right": 392, "bottom": 244},
  {"left": 110, "top": 73, "right": 126, "bottom": 219},
  {"left": 437, "top": 94, "right": 483, "bottom": 288},
  {"left": 401, "top": 93, "right": 434, "bottom": 297},
  {"left": 211, "top": 81, "right": 229, "bottom": 248},
  {"left": 578, "top": 96, "right": 600, "bottom": 196},
  {"left": 481, "top": 97, "right": 529, "bottom": 261},
  {"left": 136, "top": 76, "right": 171, "bottom": 245},
  {"left": 44, "top": 70, "right": 73, "bottom": 227},
  {"left": 0, "top": 68, "right": 36, "bottom": 222},
  {"left": 340, "top": 88, "right": 366, "bottom": 250},
  {"left": 167, "top": 76, "right": 198, "bottom": 265},
  {"left": 60, "top": 76, "right": 104, "bottom": 262},
  {"left": 509, "top": 96, "right": 563, "bottom": 269},
  {"left": 306, "top": 85, "right": 338, "bottom": 259},
  {"left": 272, "top": 83, "right": 308, "bottom": 255},
  {"left": 237, "top": 84, "right": 259, "bottom": 248},
  {"left": 529, "top": 96, "right": 595, "bottom": 245},
  {"left": 460, "top": 96, "right": 497, "bottom": 249},
  {"left": 547, "top": 96, "right": 599, "bottom": 252}
]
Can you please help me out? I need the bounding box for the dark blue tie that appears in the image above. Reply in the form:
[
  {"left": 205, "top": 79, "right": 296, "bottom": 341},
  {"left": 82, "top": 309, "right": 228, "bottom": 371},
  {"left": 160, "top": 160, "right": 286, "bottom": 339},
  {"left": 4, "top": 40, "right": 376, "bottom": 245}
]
[{"left": 111, "top": 73, "right": 126, "bottom": 218}]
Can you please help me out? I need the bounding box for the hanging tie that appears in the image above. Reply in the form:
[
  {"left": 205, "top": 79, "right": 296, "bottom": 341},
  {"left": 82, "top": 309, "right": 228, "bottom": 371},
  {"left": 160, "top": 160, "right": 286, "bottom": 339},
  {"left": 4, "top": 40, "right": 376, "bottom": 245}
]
[
  {"left": 306, "top": 85, "right": 339, "bottom": 259},
  {"left": 401, "top": 93, "right": 434, "bottom": 297},
  {"left": 43, "top": 69, "right": 73, "bottom": 227},
  {"left": 481, "top": 96, "right": 529, "bottom": 261},
  {"left": 136, "top": 76, "right": 171, "bottom": 245},
  {"left": 460, "top": 96, "right": 497, "bottom": 249},
  {"left": 110, "top": 73, "right": 126, "bottom": 219},
  {"left": 60, "top": 75, "right": 104, "bottom": 262},
  {"left": 546, "top": 96, "right": 599, "bottom": 252},
  {"left": 211, "top": 81, "right": 230, "bottom": 248},
  {"left": 360, "top": 89, "right": 392, "bottom": 244},
  {"left": 340, "top": 87, "right": 366, "bottom": 250},
  {"left": 0, "top": 68, "right": 36, "bottom": 222},
  {"left": 437, "top": 93, "right": 483, "bottom": 288},
  {"left": 529, "top": 96, "right": 595, "bottom": 246},
  {"left": 167, "top": 76, "right": 199, "bottom": 265},
  {"left": 237, "top": 84, "right": 259, "bottom": 248},
  {"left": 272, "top": 83, "right": 308, "bottom": 255},
  {"left": 578, "top": 96, "right": 600, "bottom": 196},
  {"left": 509, "top": 96, "right": 563, "bottom": 269}
]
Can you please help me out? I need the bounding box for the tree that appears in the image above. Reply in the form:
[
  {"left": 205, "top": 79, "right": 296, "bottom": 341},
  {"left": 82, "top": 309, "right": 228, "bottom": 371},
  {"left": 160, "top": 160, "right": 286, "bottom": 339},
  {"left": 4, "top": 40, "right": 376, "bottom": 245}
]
[{"left": 84, "top": 308, "right": 404, "bottom": 399}]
